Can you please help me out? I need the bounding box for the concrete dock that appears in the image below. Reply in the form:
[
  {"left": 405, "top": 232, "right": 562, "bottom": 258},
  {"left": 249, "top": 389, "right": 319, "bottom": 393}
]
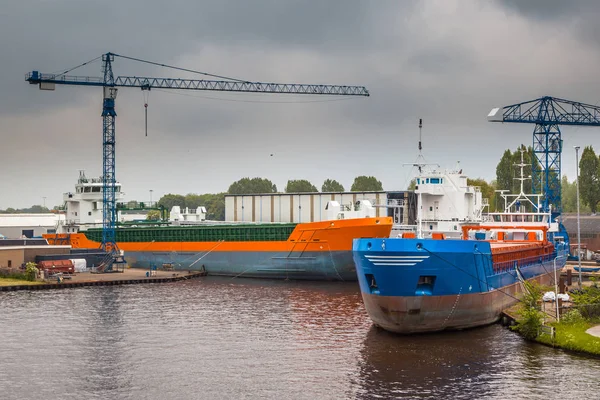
[{"left": 0, "top": 268, "right": 206, "bottom": 292}]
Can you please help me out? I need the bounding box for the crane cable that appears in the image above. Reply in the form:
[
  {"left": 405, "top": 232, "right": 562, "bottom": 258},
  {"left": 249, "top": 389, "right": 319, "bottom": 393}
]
[
  {"left": 49, "top": 55, "right": 103, "bottom": 77},
  {"left": 113, "top": 53, "right": 250, "bottom": 83}
]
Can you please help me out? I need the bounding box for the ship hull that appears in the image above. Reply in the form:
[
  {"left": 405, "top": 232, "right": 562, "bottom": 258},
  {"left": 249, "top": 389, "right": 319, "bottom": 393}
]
[
  {"left": 126, "top": 250, "right": 355, "bottom": 281},
  {"left": 353, "top": 238, "right": 566, "bottom": 334},
  {"left": 46, "top": 217, "right": 392, "bottom": 281}
]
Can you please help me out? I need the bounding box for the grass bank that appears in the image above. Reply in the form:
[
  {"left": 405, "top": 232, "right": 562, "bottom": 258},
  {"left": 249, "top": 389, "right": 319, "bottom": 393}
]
[
  {"left": 536, "top": 318, "right": 600, "bottom": 356},
  {"left": 0, "top": 278, "right": 44, "bottom": 286}
]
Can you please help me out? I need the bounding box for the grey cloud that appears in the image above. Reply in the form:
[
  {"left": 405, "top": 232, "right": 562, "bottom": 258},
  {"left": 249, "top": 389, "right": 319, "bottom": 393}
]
[
  {"left": 494, "top": 0, "right": 588, "bottom": 21},
  {"left": 3, "top": 1, "right": 600, "bottom": 209}
]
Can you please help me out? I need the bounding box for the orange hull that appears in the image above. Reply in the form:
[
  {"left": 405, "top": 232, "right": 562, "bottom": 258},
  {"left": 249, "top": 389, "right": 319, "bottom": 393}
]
[
  {"left": 45, "top": 217, "right": 393, "bottom": 252},
  {"left": 44, "top": 218, "right": 393, "bottom": 281}
]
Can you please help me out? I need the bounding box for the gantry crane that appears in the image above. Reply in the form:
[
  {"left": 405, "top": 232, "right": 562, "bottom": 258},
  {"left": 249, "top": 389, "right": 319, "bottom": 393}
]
[
  {"left": 26, "top": 52, "right": 369, "bottom": 259},
  {"left": 488, "top": 96, "right": 600, "bottom": 217}
]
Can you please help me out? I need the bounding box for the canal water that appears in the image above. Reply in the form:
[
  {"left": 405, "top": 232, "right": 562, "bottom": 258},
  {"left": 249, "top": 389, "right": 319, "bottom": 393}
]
[{"left": 0, "top": 277, "right": 598, "bottom": 399}]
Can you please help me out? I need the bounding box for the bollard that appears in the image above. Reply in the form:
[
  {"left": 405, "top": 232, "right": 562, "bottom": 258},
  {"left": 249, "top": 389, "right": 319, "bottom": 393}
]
[{"left": 566, "top": 268, "right": 572, "bottom": 286}]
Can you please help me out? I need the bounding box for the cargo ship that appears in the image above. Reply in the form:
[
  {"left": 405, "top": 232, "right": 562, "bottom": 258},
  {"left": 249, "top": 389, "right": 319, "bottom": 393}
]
[
  {"left": 47, "top": 216, "right": 392, "bottom": 280},
  {"left": 353, "top": 152, "right": 570, "bottom": 333}
]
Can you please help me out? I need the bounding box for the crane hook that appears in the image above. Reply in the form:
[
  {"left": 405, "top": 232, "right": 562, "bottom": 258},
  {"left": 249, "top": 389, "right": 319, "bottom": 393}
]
[{"left": 142, "top": 85, "right": 150, "bottom": 137}]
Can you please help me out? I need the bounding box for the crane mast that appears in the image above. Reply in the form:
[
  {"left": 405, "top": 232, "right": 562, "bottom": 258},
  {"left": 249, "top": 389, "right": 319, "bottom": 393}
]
[
  {"left": 26, "top": 52, "right": 369, "bottom": 266},
  {"left": 488, "top": 96, "right": 600, "bottom": 218}
]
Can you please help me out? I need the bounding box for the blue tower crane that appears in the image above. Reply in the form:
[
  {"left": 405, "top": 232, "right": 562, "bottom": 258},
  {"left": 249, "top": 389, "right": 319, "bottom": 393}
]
[
  {"left": 488, "top": 96, "right": 600, "bottom": 217},
  {"left": 26, "top": 52, "right": 370, "bottom": 260}
]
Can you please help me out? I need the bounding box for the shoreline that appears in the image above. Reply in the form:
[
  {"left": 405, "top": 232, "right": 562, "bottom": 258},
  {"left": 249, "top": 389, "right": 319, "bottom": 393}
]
[{"left": 0, "top": 268, "right": 206, "bottom": 292}]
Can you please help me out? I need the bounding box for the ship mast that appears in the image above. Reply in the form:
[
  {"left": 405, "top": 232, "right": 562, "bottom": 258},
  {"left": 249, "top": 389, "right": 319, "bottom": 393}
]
[
  {"left": 402, "top": 119, "right": 439, "bottom": 239},
  {"left": 416, "top": 119, "right": 424, "bottom": 239},
  {"left": 498, "top": 148, "right": 543, "bottom": 213}
]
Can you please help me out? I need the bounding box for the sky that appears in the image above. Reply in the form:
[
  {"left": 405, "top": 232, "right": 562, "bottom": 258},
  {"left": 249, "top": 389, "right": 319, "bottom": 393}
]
[{"left": 2, "top": 0, "right": 600, "bottom": 209}]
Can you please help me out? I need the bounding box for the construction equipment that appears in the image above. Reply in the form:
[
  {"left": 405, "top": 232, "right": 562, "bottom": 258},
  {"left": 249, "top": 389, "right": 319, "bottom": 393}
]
[
  {"left": 25, "top": 52, "right": 370, "bottom": 266},
  {"left": 488, "top": 96, "right": 600, "bottom": 217}
]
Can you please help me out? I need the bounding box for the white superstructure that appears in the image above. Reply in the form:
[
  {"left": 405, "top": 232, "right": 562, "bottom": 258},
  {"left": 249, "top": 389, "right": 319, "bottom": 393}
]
[
  {"left": 58, "top": 171, "right": 126, "bottom": 233},
  {"left": 413, "top": 167, "right": 484, "bottom": 237}
]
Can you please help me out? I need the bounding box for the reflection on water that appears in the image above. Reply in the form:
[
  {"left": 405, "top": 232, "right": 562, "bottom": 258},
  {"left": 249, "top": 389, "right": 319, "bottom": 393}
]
[{"left": 0, "top": 277, "right": 598, "bottom": 400}]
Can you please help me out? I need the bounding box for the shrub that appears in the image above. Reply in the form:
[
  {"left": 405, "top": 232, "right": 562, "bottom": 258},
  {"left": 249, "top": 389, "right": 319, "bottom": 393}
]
[
  {"left": 513, "top": 306, "right": 543, "bottom": 340},
  {"left": 511, "top": 280, "right": 545, "bottom": 340},
  {"left": 25, "top": 262, "right": 39, "bottom": 281},
  {"left": 561, "top": 309, "right": 585, "bottom": 325}
]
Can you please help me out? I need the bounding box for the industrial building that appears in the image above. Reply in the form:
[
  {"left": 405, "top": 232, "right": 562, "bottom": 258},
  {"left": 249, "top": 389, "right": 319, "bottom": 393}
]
[
  {"left": 225, "top": 191, "right": 417, "bottom": 224},
  {"left": 0, "top": 239, "right": 70, "bottom": 269},
  {"left": 562, "top": 213, "right": 600, "bottom": 256},
  {"left": 0, "top": 213, "right": 65, "bottom": 239}
]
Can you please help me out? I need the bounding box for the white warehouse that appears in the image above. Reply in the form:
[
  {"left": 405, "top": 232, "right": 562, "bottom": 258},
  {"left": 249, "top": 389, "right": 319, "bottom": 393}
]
[{"left": 225, "top": 191, "right": 417, "bottom": 224}]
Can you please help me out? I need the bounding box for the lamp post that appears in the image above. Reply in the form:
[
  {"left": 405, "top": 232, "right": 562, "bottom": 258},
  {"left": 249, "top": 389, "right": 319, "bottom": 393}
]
[
  {"left": 574, "top": 146, "right": 582, "bottom": 289},
  {"left": 149, "top": 189, "right": 153, "bottom": 207},
  {"left": 553, "top": 255, "right": 563, "bottom": 322}
]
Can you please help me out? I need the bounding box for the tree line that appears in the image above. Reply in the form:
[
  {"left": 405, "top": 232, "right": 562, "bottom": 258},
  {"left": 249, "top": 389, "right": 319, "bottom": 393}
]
[
  {"left": 157, "top": 176, "right": 384, "bottom": 221},
  {"left": 480, "top": 144, "right": 598, "bottom": 213},
  {"left": 5, "top": 146, "right": 600, "bottom": 219}
]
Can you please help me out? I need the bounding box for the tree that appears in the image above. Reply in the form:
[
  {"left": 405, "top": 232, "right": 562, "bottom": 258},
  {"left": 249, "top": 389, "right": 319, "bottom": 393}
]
[
  {"left": 321, "top": 179, "right": 344, "bottom": 192},
  {"left": 184, "top": 194, "right": 204, "bottom": 209},
  {"left": 201, "top": 193, "right": 226, "bottom": 220},
  {"left": 407, "top": 178, "right": 417, "bottom": 190},
  {"left": 467, "top": 178, "right": 496, "bottom": 211},
  {"left": 157, "top": 194, "right": 186, "bottom": 210},
  {"left": 285, "top": 180, "right": 318, "bottom": 193},
  {"left": 495, "top": 145, "right": 540, "bottom": 196},
  {"left": 496, "top": 149, "right": 513, "bottom": 193},
  {"left": 228, "top": 177, "right": 277, "bottom": 194},
  {"left": 350, "top": 176, "right": 383, "bottom": 191},
  {"left": 146, "top": 210, "right": 161, "bottom": 221},
  {"left": 579, "top": 145, "right": 600, "bottom": 213}
]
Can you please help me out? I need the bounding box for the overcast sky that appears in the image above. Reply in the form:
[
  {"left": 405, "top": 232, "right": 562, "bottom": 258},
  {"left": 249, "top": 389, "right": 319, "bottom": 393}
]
[{"left": 2, "top": 0, "right": 600, "bottom": 209}]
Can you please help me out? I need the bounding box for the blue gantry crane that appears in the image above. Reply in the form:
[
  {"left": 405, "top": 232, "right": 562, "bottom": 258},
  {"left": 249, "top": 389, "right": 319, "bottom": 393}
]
[
  {"left": 488, "top": 96, "right": 600, "bottom": 217},
  {"left": 26, "top": 52, "right": 370, "bottom": 259}
]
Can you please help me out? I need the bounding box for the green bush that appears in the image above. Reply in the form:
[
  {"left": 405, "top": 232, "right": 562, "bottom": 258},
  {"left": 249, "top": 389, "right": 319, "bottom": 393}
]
[
  {"left": 513, "top": 306, "right": 543, "bottom": 340},
  {"left": 25, "top": 262, "right": 39, "bottom": 281},
  {"left": 561, "top": 309, "right": 585, "bottom": 325},
  {"left": 511, "top": 280, "right": 545, "bottom": 340}
]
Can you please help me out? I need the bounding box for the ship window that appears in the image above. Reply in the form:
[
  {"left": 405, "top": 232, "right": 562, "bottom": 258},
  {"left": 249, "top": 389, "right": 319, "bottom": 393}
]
[
  {"left": 429, "top": 225, "right": 433, "bottom": 230},
  {"left": 429, "top": 206, "right": 433, "bottom": 211},
  {"left": 92, "top": 187, "right": 101, "bottom": 192},
  {"left": 88, "top": 212, "right": 92, "bottom": 216},
  {"left": 426, "top": 178, "right": 430, "bottom": 183},
  {"left": 416, "top": 178, "right": 420, "bottom": 184},
  {"left": 430, "top": 178, "right": 440, "bottom": 184}
]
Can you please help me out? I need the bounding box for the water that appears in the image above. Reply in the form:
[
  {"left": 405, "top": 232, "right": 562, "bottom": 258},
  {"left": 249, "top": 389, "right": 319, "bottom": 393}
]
[{"left": 1, "top": 278, "right": 598, "bottom": 399}]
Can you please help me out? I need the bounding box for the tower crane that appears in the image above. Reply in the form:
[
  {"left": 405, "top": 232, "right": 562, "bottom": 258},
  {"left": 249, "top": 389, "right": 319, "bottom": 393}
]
[
  {"left": 26, "top": 52, "right": 370, "bottom": 258},
  {"left": 488, "top": 96, "right": 600, "bottom": 217}
]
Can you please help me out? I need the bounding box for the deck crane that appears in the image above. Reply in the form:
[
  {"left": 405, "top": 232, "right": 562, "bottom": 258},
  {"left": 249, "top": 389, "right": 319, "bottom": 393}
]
[
  {"left": 488, "top": 96, "right": 600, "bottom": 217},
  {"left": 26, "top": 52, "right": 370, "bottom": 261}
]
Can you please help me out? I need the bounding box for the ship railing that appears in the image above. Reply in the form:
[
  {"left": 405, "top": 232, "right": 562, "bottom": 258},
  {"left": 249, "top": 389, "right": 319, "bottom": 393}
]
[{"left": 493, "top": 252, "right": 559, "bottom": 274}]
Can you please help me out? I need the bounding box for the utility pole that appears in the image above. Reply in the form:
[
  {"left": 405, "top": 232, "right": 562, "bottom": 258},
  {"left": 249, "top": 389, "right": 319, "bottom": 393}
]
[
  {"left": 149, "top": 189, "right": 153, "bottom": 206},
  {"left": 574, "top": 146, "right": 582, "bottom": 289}
]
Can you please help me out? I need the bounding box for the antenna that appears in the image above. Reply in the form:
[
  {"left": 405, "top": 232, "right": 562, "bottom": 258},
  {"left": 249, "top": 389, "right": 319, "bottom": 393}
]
[{"left": 418, "top": 118, "right": 423, "bottom": 152}]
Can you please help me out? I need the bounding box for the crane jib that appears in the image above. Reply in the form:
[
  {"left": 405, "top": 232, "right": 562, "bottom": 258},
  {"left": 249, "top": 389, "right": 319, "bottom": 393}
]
[
  {"left": 26, "top": 72, "right": 370, "bottom": 96},
  {"left": 25, "top": 53, "right": 370, "bottom": 261}
]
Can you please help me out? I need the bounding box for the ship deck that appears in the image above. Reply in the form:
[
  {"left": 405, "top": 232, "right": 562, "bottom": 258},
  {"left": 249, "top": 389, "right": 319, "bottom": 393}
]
[{"left": 489, "top": 241, "right": 546, "bottom": 252}]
